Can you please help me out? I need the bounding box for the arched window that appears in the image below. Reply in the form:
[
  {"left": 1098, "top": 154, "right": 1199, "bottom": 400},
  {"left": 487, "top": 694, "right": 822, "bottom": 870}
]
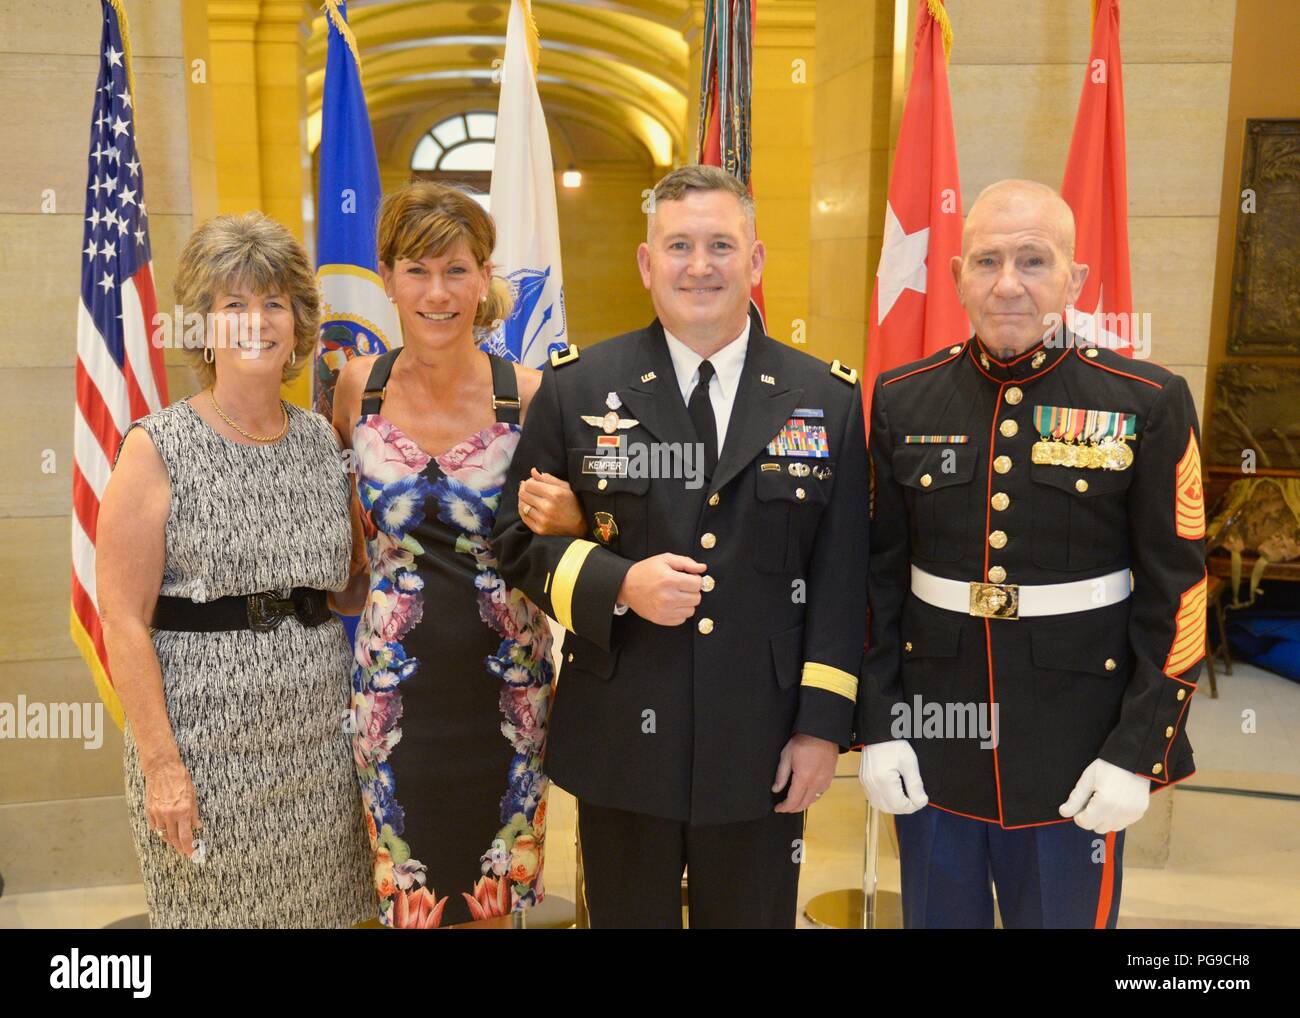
[{"left": 411, "top": 111, "right": 496, "bottom": 208}]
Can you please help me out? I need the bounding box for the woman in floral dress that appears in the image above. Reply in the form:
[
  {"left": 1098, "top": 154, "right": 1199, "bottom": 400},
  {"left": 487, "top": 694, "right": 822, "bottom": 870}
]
[{"left": 332, "top": 182, "right": 583, "bottom": 927}]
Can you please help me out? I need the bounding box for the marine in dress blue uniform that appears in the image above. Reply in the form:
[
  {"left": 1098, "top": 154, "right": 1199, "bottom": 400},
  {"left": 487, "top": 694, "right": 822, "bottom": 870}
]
[{"left": 857, "top": 180, "right": 1207, "bottom": 928}]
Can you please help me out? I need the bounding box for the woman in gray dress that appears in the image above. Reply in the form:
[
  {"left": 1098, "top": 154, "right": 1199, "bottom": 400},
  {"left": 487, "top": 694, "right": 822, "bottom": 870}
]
[{"left": 97, "top": 212, "right": 373, "bottom": 928}]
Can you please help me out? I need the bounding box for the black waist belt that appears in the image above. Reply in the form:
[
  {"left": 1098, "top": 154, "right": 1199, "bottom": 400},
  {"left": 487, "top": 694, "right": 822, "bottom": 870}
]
[{"left": 151, "top": 588, "right": 332, "bottom": 633}]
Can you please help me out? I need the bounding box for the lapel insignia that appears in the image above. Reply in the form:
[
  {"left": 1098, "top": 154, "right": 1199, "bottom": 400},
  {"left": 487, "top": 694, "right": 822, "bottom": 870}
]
[
  {"left": 593, "top": 511, "right": 618, "bottom": 544},
  {"left": 1032, "top": 351, "right": 1047, "bottom": 369},
  {"left": 760, "top": 373, "right": 776, "bottom": 385},
  {"left": 979, "top": 352, "right": 991, "bottom": 369},
  {"left": 581, "top": 411, "right": 640, "bottom": 434},
  {"left": 640, "top": 371, "right": 656, "bottom": 383},
  {"left": 1030, "top": 405, "right": 1137, "bottom": 470}
]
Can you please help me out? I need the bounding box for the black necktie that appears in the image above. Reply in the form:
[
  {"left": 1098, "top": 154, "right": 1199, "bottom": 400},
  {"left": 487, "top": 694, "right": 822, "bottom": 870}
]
[{"left": 688, "top": 359, "right": 718, "bottom": 479}]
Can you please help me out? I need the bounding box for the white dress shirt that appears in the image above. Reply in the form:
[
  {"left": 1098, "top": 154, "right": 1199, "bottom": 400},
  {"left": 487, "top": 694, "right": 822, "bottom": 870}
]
[{"left": 662, "top": 317, "right": 751, "bottom": 453}]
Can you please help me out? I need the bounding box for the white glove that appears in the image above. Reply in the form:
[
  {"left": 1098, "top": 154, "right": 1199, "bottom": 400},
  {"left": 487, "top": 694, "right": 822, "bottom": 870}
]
[
  {"left": 1059, "top": 758, "right": 1151, "bottom": 834},
  {"left": 858, "top": 740, "right": 929, "bottom": 814}
]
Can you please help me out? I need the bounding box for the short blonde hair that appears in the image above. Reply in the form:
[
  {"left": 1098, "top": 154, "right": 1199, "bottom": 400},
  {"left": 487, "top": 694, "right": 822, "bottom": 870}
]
[
  {"left": 376, "top": 181, "right": 512, "bottom": 329},
  {"left": 174, "top": 212, "right": 320, "bottom": 388}
]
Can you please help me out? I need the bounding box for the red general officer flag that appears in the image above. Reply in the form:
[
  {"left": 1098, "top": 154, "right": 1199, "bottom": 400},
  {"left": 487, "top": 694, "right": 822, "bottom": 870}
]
[
  {"left": 1061, "top": 0, "right": 1134, "bottom": 355},
  {"left": 863, "top": 0, "right": 967, "bottom": 425}
]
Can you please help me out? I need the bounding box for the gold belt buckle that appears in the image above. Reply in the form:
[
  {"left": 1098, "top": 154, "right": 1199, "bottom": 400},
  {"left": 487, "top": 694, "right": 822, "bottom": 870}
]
[{"left": 969, "top": 581, "right": 1020, "bottom": 620}]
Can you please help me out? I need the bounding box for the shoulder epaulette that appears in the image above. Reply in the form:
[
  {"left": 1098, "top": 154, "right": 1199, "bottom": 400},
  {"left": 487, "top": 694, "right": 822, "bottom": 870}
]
[
  {"left": 549, "top": 344, "right": 580, "bottom": 368},
  {"left": 1075, "top": 344, "right": 1170, "bottom": 389},
  {"left": 829, "top": 359, "right": 858, "bottom": 385}
]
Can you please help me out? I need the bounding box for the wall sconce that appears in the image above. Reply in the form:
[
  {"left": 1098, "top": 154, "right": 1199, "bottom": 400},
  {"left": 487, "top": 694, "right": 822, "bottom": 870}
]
[{"left": 561, "top": 166, "right": 582, "bottom": 189}]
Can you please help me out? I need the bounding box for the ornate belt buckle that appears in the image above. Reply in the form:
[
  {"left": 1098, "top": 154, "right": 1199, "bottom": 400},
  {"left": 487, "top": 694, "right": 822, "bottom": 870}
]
[
  {"left": 247, "top": 591, "right": 290, "bottom": 632},
  {"left": 969, "top": 581, "right": 1019, "bottom": 620},
  {"left": 293, "top": 590, "right": 330, "bottom": 627}
]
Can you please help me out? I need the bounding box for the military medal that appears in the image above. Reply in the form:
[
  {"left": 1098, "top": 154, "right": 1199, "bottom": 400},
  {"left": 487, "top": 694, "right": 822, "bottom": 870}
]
[
  {"left": 1031, "top": 405, "right": 1136, "bottom": 470},
  {"left": 593, "top": 511, "right": 618, "bottom": 544},
  {"left": 788, "top": 462, "right": 811, "bottom": 477},
  {"left": 766, "top": 416, "right": 830, "bottom": 458}
]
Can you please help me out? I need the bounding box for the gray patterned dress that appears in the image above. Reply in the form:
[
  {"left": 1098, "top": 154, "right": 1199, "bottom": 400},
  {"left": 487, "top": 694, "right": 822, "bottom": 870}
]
[{"left": 120, "top": 399, "right": 374, "bottom": 928}]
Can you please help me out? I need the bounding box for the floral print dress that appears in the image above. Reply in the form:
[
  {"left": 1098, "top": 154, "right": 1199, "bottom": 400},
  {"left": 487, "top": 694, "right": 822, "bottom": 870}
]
[{"left": 349, "top": 350, "right": 553, "bottom": 928}]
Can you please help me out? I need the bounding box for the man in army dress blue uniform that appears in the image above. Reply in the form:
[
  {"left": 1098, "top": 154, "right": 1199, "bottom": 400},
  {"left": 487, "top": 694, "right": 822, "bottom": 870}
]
[
  {"left": 858, "top": 179, "right": 1207, "bottom": 928},
  {"left": 492, "top": 166, "right": 869, "bottom": 928}
]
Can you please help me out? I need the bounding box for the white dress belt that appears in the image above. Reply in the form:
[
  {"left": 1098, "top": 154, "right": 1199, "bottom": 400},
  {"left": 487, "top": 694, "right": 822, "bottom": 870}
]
[{"left": 910, "top": 564, "right": 1132, "bottom": 619}]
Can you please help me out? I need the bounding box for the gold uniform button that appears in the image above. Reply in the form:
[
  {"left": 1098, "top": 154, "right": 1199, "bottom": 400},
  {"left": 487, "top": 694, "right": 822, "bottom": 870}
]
[
  {"left": 904, "top": 641, "right": 913, "bottom": 652},
  {"left": 1086, "top": 349, "right": 1099, "bottom": 359},
  {"left": 700, "top": 532, "right": 716, "bottom": 549},
  {"left": 697, "top": 617, "right": 714, "bottom": 635},
  {"left": 1176, "top": 688, "right": 1187, "bottom": 701},
  {"left": 597, "top": 478, "right": 608, "bottom": 491},
  {"left": 994, "top": 455, "right": 1012, "bottom": 474},
  {"left": 920, "top": 474, "right": 933, "bottom": 488},
  {"left": 988, "top": 566, "right": 1007, "bottom": 583},
  {"left": 701, "top": 575, "right": 715, "bottom": 593},
  {"left": 1104, "top": 658, "right": 1117, "bottom": 671},
  {"left": 991, "top": 492, "right": 1009, "bottom": 511},
  {"left": 1165, "top": 725, "right": 1175, "bottom": 738},
  {"left": 1075, "top": 478, "right": 1089, "bottom": 493},
  {"left": 795, "top": 487, "right": 806, "bottom": 500},
  {"left": 1152, "top": 762, "right": 1163, "bottom": 775},
  {"left": 1005, "top": 387, "right": 1023, "bottom": 405},
  {"left": 949, "top": 345, "right": 963, "bottom": 355},
  {"left": 988, "top": 530, "right": 1008, "bottom": 549},
  {"left": 1000, "top": 419, "right": 1019, "bottom": 438},
  {"left": 708, "top": 493, "right": 720, "bottom": 507},
  {"left": 567, "top": 653, "right": 574, "bottom": 664}
]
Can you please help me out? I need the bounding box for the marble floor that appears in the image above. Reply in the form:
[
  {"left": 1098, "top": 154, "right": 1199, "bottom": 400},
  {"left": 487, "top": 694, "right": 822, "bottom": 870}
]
[{"left": 2, "top": 661, "right": 1296, "bottom": 930}]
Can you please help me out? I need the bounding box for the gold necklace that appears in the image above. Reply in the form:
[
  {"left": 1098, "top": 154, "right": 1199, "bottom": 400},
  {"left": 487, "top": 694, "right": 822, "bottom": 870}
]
[{"left": 208, "top": 390, "right": 289, "bottom": 443}]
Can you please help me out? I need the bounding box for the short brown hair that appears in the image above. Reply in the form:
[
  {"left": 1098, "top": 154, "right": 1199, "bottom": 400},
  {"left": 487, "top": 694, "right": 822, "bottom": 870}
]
[
  {"left": 174, "top": 212, "right": 320, "bottom": 388},
  {"left": 376, "top": 181, "right": 512, "bottom": 328},
  {"left": 649, "top": 164, "right": 755, "bottom": 237}
]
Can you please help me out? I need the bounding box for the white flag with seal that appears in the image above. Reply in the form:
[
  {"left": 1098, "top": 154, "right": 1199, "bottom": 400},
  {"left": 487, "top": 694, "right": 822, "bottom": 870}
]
[{"left": 484, "top": 0, "right": 568, "bottom": 367}]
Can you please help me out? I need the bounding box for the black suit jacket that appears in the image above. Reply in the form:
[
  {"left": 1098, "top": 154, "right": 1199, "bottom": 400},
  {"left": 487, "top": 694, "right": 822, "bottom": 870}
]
[{"left": 491, "top": 311, "right": 869, "bottom": 824}]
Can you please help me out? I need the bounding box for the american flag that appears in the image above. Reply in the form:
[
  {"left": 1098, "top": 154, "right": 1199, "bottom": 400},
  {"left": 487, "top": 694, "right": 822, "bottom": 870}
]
[{"left": 71, "top": 0, "right": 169, "bottom": 729}]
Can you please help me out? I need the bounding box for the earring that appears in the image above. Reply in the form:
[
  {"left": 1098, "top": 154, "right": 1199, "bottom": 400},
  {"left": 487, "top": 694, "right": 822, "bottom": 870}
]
[
  {"left": 203, "top": 345, "right": 214, "bottom": 364},
  {"left": 290, "top": 349, "right": 297, "bottom": 367},
  {"left": 480, "top": 294, "right": 488, "bottom": 304},
  {"left": 388, "top": 296, "right": 396, "bottom": 304}
]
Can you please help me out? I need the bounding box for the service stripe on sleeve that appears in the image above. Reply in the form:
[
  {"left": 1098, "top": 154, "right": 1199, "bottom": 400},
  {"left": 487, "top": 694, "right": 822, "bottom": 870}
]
[
  {"left": 801, "top": 662, "right": 858, "bottom": 701},
  {"left": 551, "top": 539, "right": 598, "bottom": 633},
  {"left": 1163, "top": 574, "right": 1208, "bottom": 676}
]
